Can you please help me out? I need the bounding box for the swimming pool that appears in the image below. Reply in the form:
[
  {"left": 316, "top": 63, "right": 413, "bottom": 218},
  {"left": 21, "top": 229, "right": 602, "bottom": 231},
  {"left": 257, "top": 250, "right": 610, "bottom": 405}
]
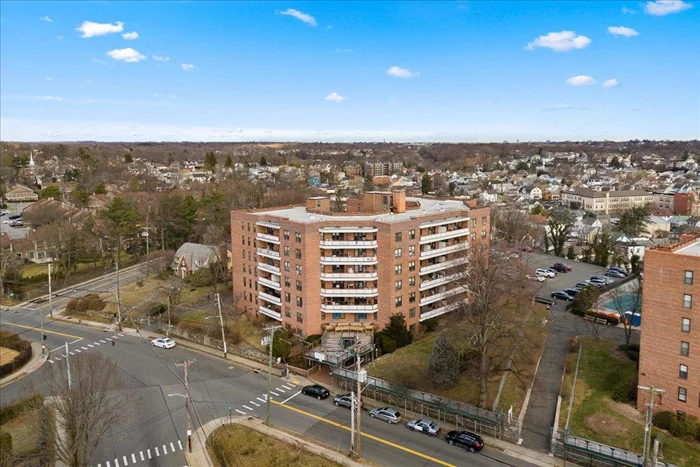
[{"left": 603, "top": 293, "right": 641, "bottom": 313}]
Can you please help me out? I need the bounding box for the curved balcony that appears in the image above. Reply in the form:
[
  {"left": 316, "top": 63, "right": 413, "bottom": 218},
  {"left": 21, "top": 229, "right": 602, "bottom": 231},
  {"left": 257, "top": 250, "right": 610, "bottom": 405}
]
[
  {"left": 259, "top": 291, "right": 282, "bottom": 306},
  {"left": 321, "top": 288, "right": 378, "bottom": 298},
  {"left": 420, "top": 273, "right": 462, "bottom": 291},
  {"left": 256, "top": 220, "right": 280, "bottom": 230},
  {"left": 420, "top": 243, "right": 468, "bottom": 260},
  {"left": 319, "top": 227, "right": 378, "bottom": 234},
  {"left": 257, "top": 232, "right": 280, "bottom": 244},
  {"left": 257, "top": 247, "right": 280, "bottom": 260},
  {"left": 419, "top": 228, "right": 470, "bottom": 245},
  {"left": 258, "top": 262, "right": 280, "bottom": 275},
  {"left": 320, "top": 272, "right": 378, "bottom": 281},
  {"left": 419, "top": 302, "right": 460, "bottom": 322},
  {"left": 420, "top": 286, "right": 468, "bottom": 306},
  {"left": 320, "top": 256, "right": 377, "bottom": 265},
  {"left": 259, "top": 305, "right": 282, "bottom": 321},
  {"left": 321, "top": 303, "right": 378, "bottom": 314},
  {"left": 259, "top": 277, "right": 281, "bottom": 291},
  {"left": 320, "top": 240, "right": 378, "bottom": 249}
]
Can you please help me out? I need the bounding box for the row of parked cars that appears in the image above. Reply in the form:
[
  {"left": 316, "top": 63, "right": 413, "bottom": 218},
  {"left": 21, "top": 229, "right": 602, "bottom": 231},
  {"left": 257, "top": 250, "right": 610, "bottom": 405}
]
[
  {"left": 551, "top": 266, "right": 629, "bottom": 301},
  {"left": 300, "top": 384, "right": 485, "bottom": 453}
]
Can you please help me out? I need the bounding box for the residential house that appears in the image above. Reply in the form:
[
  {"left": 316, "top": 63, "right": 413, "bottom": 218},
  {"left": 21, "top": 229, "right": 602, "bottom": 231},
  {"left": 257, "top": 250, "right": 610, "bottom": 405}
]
[
  {"left": 4, "top": 185, "right": 38, "bottom": 202},
  {"left": 519, "top": 185, "right": 543, "bottom": 200},
  {"left": 87, "top": 194, "right": 111, "bottom": 213},
  {"left": 172, "top": 242, "right": 220, "bottom": 278}
]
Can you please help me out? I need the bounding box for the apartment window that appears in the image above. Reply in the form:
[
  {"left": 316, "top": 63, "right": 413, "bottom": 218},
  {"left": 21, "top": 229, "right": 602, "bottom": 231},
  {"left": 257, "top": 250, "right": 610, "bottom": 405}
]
[
  {"left": 408, "top": 261, "right": 416, "bottom": 271},
  {"left": 284, "top": 261, "right": 290, "bottom": 272},
  {"left": 409, "top": 245, "right": 416, "bottom": 256},
  {"left": 482, "top": 217, "right": 487, "bottom": 226},
  {"left": 395, "top": 232, "right": 402, "bottom": 242},
  {"left": 471, "top": 232, "right": 476, "bottom": 241},
  {"left": 285, "top": 307, "right": 291, "bottom": 318},
  {"left": 295, "top": 265, "right": 302, "bottom": 276},
  {"left": 284, "top": 230, "right": 290, "bottom": 241},
  {"left": 682, "top": 318, "right": 691, "bottom": 333},
  {"left": 686, "top": 270, "right": 694, "bottom": 285},
  {"left": 296, "top": 280, "right": 302, "bottom": 292},
  {"left": 296, "top": 296, "right": 303, "bottom": 307},
  {"left": 296, "top": 312, "right": 303, "bottom": 323},
  {"left": 409, "top": 230, "right": 416, "bottom": 240},
  {"left": 284, "top": 292, "right": 291, "bottom": 303},
  {"left": 247, "top": 222, "right": 250, "bottom": 231},
  {"left": 284, "top": 246, "right": 290, "bottom": 256},
  {"left": 242, "top": 235, "right": 245, "bottom": 245},
  {"left": 684, "top": 294, "right": 693, "bottom": 309},
  {"left": 255, "top": 282, "right": 258, "bottom": 291},
  {"left": 395, "top": 248, "right": 402, "bottom": 258},
  {"left": 248, "top": 251, "right": 251, "bottom": 261},
  {"left": 679, "top": 387, "right": 687, "bottom": 402},
  {"left": 395, "top": 296, "right": 403, "bottom": 307},
  {"left": 481, "top": 230, "right": 487, "bottom": 239},
  {"left": 241, "top": 221, "right": 245, "bottom": 230},
  {"left": 295, "top": 249, "right": 302, "bottom": 260},
  {"left": 295, "top": 232, "right": 302, "bottom": 243},
  {"left": 680, "top": 364, "right": 689, "bottom": 380},
  {"left": 243, "top": 278, "right": 247, "bottom": 287},
  {"left": 395, "top": 280, "right": 403, "bottom": 290},
  {"left": 242, "top": 265, "right": 245, "bottom": 274},
  {"left": 409, "top": 276, "right": 416, "bottom": 287},
  {"left": 247, "top": 237, "right": 251, "bottom": 246},
  {"left": 284, "top": 277, "right": 290, "bottom": 288},
  {"left": 242, "top": 251, "right": 245, "bottom": 259},
  {"left": 409, "top": 292, "right": 416, "bottom": 303},
  {"left": 409, "top": 307, "right": 416, "bottom": 318},
  {"left": 472, "top": 219, "right": 477, "bottom": 228},
  {"left": 681, "top": 341, "right": 690, "bottom": 357},
  {"left": 358, "top": 313, "right": 367, "bottom": 320},
  {"left": 395, "top": 264, "right": 402, "bottom": 275},
  {"left": 332, "top": 313, "right": 342, "bottom": 320}
]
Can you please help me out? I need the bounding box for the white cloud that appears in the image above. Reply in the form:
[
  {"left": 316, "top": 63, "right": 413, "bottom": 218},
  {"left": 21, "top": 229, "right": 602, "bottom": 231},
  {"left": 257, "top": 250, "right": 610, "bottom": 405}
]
[
  {"left": 106, "top": 48, "right": 146, "bottom": 63},
  {"left": 76, "top": 20, "right": 124, "bottom": 38},
  {"left": 603, "top": 78, "right": 620, "bottom": 88},
  {"left": 525, "top": 30, "right": 591, "bottom": 52},
  {"left": 56, "top": 35, "right": 64, "bottom": 40},
  {"left": 40, "top": 16, "right": 53, "bottom": 23},
  {"left": 45, "top": 77, "right": 52, "bottom": 81},
  {"left": 152, "top": 55, "right": 170, "bottom": 62},
  {"left": 325, "top": 92, "right": 347, "bottom": 103},
  {"left": 181, "top": 63, "right": 194, "bottom": 71},
  {"left": 39, "top": 96, "right": 63, "bottom": 101},
  {"left": 608, "top": 26, "right": 639, "bottom": 37},
  {"left": 644, "top": 0, "right": 692, "bottom": 16},
  {"left": 122, "top": 31, "right": 139, "bottom": 40},
  {"left": 621, "top": 7, "right": 638, "bottom": 14},
  {"left": 279, "top": 9, "right": 317, "bottom": 26},
  {"left": 387, "top": 66, "right": 419, "bottom": 78},
  {"left": 566, "top": 75, "right": 596, "bottom": 86}
]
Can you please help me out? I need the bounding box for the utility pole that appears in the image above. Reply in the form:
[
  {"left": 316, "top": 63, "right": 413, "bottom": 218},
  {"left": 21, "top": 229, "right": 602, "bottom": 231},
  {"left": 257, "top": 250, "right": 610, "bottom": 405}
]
[
  {"left": 167, "top": 289, "right": 172, "bottom": 337},
  {"left": 115, "top": 262, "right": 122, "bottom": 331},
  {"left": 216, "top": 292, "right": 227, "bottom": 359},
  {"left": 48, "top": 263, "right": 53, "bottom": 318},
  {"left": 65, "top": 342, "right": 71, "bottom": 390},
  {"left": 177, "top": 359, "right": 196, "bottom": 453},
  {"left": 264, "top": 325, "right": 282, "bottom": 425},
  {"left": 639, "top": 385, "right": 666, "bottom": 467},
  {"left": 355, "top": 349, "right": 362, "bottom": 458}
]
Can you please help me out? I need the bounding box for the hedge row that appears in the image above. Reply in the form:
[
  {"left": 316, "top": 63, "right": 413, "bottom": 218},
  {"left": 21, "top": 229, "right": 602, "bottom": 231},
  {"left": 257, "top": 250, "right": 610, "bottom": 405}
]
[{"left": 0, "top": 333, "right": 33, "bottom": 379}]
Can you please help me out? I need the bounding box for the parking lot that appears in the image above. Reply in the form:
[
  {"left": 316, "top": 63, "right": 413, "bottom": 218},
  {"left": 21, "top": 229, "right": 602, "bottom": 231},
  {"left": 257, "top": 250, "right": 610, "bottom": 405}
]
[{"left": 521, "top": 252, "right": 610, "bottom": 299}]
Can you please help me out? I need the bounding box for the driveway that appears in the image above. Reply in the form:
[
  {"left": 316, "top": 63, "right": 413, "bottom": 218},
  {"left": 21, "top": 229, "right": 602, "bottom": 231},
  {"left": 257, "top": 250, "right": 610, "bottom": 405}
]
[{"left": 521, "top": 252, "right": 610, "bottom": 298}]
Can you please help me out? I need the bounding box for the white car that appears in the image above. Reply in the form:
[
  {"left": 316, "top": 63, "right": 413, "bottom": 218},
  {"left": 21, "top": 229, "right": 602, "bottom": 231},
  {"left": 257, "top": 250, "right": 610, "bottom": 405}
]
[
  {"left": 526, "top": 274, "right": 546, "bottom": 282},
  {"left": 151, "top": 337, "right": 176, "bottom": 349},
  {"left": 536, "top": 268, "right": 555, "bottom": 278}
]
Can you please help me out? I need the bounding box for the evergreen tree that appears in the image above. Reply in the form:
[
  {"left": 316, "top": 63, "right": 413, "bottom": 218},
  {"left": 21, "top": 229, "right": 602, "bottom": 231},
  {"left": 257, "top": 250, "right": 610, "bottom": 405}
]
[
  {"left": 259, "top": 155, "right": 267, "bottom": 166},
  {"left": 40, "top": 185, "right": 62, "bottom": 200},
  {"left": 381, "top": 313, "right": 412, "bottom": 350},
  {"left": 224, "top": 155, "right": 233, "bottom": 169},
  {"left": 428, "top": 331, "right": 460, "bottom": 389},
  {"left": 204, "top": 151, "right": 217, "bottom": 170},
  {"left": 99, "top": 196, "right": 140, "bottom": 264},
  {"left": 421, "top": 173, "right": 432, "bottom": 195},
  {"left": 123, "top": 153, "right": 133, "bottom": 163}
]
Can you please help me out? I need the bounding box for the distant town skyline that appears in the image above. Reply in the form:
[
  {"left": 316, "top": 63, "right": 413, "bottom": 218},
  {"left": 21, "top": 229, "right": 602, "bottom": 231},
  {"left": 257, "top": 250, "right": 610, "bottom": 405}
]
[{"left": 1, "top": 1, "right": 698, "bottom": 142}]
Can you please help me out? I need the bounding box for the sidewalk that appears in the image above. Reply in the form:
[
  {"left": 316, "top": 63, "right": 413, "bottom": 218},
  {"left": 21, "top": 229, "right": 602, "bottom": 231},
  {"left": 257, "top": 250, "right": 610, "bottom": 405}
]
[
  {"left": 186, "top": 415, "right": 368, "bottom": 467},
  {"left": 0, "top": 341, "right": 49, "bottom": 387}
]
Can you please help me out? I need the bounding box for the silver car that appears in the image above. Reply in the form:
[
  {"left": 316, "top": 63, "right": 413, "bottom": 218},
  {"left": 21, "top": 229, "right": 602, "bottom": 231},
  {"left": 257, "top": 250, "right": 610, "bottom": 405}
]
[
  {"left": 407, "top": 418, "right": 440, "bottom": 435},
  {"left": 333, "top": 394, "right": 363, "bottom": 409},
  {"left": 368, "top": 407, "right": 401, "bottom": 424}
]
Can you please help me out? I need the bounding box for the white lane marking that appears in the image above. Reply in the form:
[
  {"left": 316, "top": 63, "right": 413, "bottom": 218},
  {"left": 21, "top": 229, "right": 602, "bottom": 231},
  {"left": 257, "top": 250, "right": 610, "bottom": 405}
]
[
  {"left": 69, "top": 352, "right": 75, "bottom": 355},
  {"left": 270, "top": 391, "right": 279, "bottom": 396},
  {"left": 282, "top": 384, "right": 294, "bottom": 390},
  {"left": 235, "top": 409, "right": 246, "bottom": 415},
  {"left": 131, "top": 453, "right": 136, "bottom": 463},
  {"left": 286, "top": 383, "right": 296, "bottom": 387},
  {"left": 69, "top": 338, "right": 82, "bottom": 345},
  {"left": 100, "top": 340, "right": 107, "bottom": 343},
  {"left": 118, "top": 333, "right": 124, "bottom": 337},
  {"left": 249, "top": 400, "right": 260, "bottom": 407},
  {"left": 242, "top": 405, "right": 253, "bottom": 411},
  {"left": 147, "top": 448, "right": 152, "bottom": 459},
  {"left": 106, "top": 462, "right": 111, "bottom": 467},
  {"left": 74, "top": 349, "right": 81, "bottom": 353},
  {"left": 88, "top": 344, "right": 94, "bottom": 348},
  {"left": 123, "top": 455, "right": 128, "bottom": 465},
  {"left": 114, "top": 459, "right": 119, "bottom": 467},
  {"left": 94, "top": 342, "right": 101, "bottom": 345},
  {"left": 48, "top": 360, "right": 54, "bottom": 363},
  {"left": 256, "top": 397, "right": 266, "bottom": 403},
  {"left": 162, "top": 445, "right": 167, "bottom": 456},
  {"left": 112, "top": 335, "right": 119, "bottom": 339},
  {"left": 276, "top": 387, "right": 286, "bottom": 393},
  {"left": 81, "top": 346, "right": 88, "bottom": 350},
  {"left": 178, "top": 440, "right": 183, "bottom": 450},
  {"left": 155, "top": 447, "right": 160, "bottom": 457},
  {"left": 281, "top": 390, "right": 302, "bottom": 404},
  {"left": 140, "top": 451, "right": 144, "bottom": 461}
]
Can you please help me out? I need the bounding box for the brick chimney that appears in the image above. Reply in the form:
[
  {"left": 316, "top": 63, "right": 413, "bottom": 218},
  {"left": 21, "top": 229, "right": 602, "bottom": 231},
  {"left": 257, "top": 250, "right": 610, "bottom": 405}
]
[
  {"left": 306, "top": 196, "right": 330, "bottom": 213},
  {"left": 392, "top": 189, "right": 406, "bottom": 214}
]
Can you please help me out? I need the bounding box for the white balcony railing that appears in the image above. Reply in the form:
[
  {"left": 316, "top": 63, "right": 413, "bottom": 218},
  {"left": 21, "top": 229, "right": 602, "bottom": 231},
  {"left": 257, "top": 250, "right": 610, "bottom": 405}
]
[
  {"left": 320, "top": 240, "right": 378, "bottom": 248},
  {"left": 256, "top": 220, "right": 280, "bottom": 230},
  {"left": 320, "top": 272, "right": 378, "bottom": 281},
  {"left": 419, "top": 228, "right": 470, "bottom": 245},
  {"left": 259, "top": 291, "right": 282, "bottom": 306},
  {"left": 419, "top": 302, "right": 461, "bottom": 322},
  {"left": 259, "top": 305, "right": 282, "bottom": 321},
  {"left": 257, "top": 247, "right": 280, "bottom": 259},
  {"left": 420, "top": 258, "right": 465, "bottom": 275},
  {"left": 419, "top": 216, "right": 470, "bottom": 230},
  {"left": 420, "top": 273, "right": 462, "bottom": 291},
  {"left": 321, "top": 288, "right": 378, "bottom": 297},
  {"left": 420, "top": 286, "right": 468, "bottom": 307},
  {"left": 257, "top": 232, "right": 280, "bottom": 244},
  {"left": 259, "top": 277, "right": 281, "bottom": 291},
  {"left": 319, "top": 227, "right": 378, "bottom": 234},
  {"left": 321, "top": 303, "right": 379, "bottom": 314},
  {"left": 419, "top": 243, "right": 468, "bottom": 260},
  {"left": 258, "top": 262, "right": 280, "bottom": 275},
  {"left": 320, "top": 256, "right": 378, "bottom": 265}
]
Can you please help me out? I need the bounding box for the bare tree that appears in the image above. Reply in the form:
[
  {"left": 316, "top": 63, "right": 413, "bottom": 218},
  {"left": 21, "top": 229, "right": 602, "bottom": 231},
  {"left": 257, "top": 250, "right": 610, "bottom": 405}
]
[
  {"left": 607, "top": 278, "right": 642, "bottom": 346},
  {"left": 0, "top": 245, "right": 23, "bottom": 299},
  {"left": 491, "top": 207, "right": 537, "bottom": 246}
]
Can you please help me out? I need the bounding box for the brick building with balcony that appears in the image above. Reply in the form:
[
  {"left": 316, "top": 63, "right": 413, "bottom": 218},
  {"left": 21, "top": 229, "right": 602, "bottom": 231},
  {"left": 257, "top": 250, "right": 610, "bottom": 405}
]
[{"left": 230, "top": 190, "right": 490, "bottom": 338}]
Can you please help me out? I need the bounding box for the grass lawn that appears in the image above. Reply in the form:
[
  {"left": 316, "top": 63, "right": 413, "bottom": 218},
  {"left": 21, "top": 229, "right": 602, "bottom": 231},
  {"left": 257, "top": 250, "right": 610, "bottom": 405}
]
[
  {"left": 563, "top": 337, "right": 700, "bottom": 466},
  {"left": 207, "top": 424, "right": 342, "bottom": 467},
  {"left": 179, "top": 311, "right": 267, "bottom": 352},
  {"left": 1, "top": 409, "right": 42, "bottom": 457},
  {"left": 0, "top": 346, "right": 20, "bottom": 365}
]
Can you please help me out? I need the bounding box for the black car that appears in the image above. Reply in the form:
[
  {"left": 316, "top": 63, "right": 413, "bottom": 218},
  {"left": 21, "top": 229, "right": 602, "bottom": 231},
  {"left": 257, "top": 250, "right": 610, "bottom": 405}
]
[
  {"left": 563, "top": 288, "right": 580, "bottom": 297},
  {"left": 301, "top": 384, "right": 330, "bottom": 400},
  {"left": 551, "top": 291, "right": 574, "bottom": 301},
  {"left": 445, "top": 430, "right": 485, "bottom": 452}
]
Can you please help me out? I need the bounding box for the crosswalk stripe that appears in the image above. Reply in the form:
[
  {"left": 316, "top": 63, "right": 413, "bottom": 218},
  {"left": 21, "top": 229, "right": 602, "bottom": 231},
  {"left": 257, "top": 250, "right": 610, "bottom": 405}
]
[
  {"left": 118, "top": 333, "right": 124, "bottom": 337},
  {"left": 256, "top": 397, "right": 266, "bottom": 403},
  {"left": 270, "top": 391, "right": 279, "bottom": 396},
  {"left": 48, "top": 360, "right": 54, "bottom": 363},
  {"left": 112, "top": 336, "right": 119, "bottom": 339},
  {"left": 123, "top": 455, "right": 128, "bottom": 465},
  {"left": 88, "top": 344, "right": 94, "bottom": 347},
  {"left": 75, "top": 349, "right": 81, "bottom": 353},
  {"left": 155, "top": 447, "right": 159, "bottom": 457},
  {"left": 81, "top": 346, "right": 88, "bottom": 350},
  {"left": 131, "top": 453, "right": 136, "bottom": 463},
  {"left": 287, "top": 383, "right": 296, "bottom": 387},
  {"left": 147, "top": 448, "right": 152, "bottom": 459},
  {"left": 169, "top": 442, "right": 175, "bottom": 452},
  {"left": 139, "top": 451, "right": 144, "bottom": 461},
  {"left": 178, "top": 440, "right": 183, "bottom": 450},
  {"left": 100, "top": 340, "right": 107, "bottom": 343},
  {"left": 162, "top": 445, "right": 167, "bottom": 455},
  {"left": 235, "top": 409, "right": 246, "bottom": 415},
  {"left": 282, "top": 384, "right": 295, "bottom": 390},
  {"left": 106, "top": 461, "right": 111, "bottom": 467},
  {"left": 114, "top": 459, "right": 119, "bottom": 467},
  {"left": 243, "top": 405, "right": 253, "bottom": 411},
  {"left": 69, "top": 352, "right": 75, "bottom": 355},
  {"left": 276, "top": 387, "right": 286, "bottom": 393},
  {"left": 250, "top": 400, "right": 260, "bottom": 406},
  {"left": 94, "top": 342, "right": 101, "bottom": 345},
  {"left": 98, "top": 463, "right": 102, "bottom": 467}
]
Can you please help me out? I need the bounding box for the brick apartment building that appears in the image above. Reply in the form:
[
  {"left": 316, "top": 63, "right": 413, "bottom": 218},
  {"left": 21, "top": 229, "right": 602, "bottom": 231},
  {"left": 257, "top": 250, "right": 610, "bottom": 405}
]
[
  {"left": 561, "top": 187, "right": 653, "bottom": 214},
  {"left": 230, "top": 190, "right": 490, "bottom": 337},
  {"left": 638, "top": 234, "right": 700, "bottom": 418}
]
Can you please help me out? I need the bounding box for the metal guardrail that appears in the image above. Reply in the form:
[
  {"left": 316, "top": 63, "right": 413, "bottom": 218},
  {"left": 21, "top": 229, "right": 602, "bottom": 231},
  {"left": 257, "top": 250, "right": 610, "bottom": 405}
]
[{"left": 552, "top": 431, "right": 675, "bottom": 467}]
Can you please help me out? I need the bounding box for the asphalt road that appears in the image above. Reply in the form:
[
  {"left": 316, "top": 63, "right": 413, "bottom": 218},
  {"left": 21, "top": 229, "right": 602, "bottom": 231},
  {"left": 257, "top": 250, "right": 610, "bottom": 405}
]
[{"left": 521, "top": 252, "right": 609, "bottom": 298}]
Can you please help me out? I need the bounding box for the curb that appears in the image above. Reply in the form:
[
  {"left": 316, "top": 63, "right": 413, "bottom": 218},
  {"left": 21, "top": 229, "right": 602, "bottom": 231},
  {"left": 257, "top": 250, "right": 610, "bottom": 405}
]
[{"left": 0, "top": 341, "right": 49, "bottom": 387}]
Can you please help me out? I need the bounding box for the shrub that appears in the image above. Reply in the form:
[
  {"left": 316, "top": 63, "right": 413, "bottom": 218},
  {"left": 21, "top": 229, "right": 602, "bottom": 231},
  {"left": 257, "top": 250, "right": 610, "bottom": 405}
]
[
  {"left": 0, "top": 394, "right": 43, "bottom": 425},
  {"left": 305, "top": 334, "right": 322, "bottom": 344},
  {"left": 670, "top": 414, "right": 700, "bottom": 439},
  {"left": 149, "top": 303, "right": 167, "bottom": 316},
  {"left": 612, "top": 381, "right": 631, "bottom": 402},
  {"left": 566, "top": 337, "right": 580, "bottom": 353},
  {"left": 424, "top": 319, "right": 438, "bottom": 333},
  {"left": 65, "top": 298, "right": 79, "bottom": 312},
  {"left": 0, "top": 431, "right": 11, "bottom": 462},
  {"left": 380, "top": 335, "right": 397, "bottom": 354},
  {"left": 653, "top": 411, "right": 675, "bottom": 430}
]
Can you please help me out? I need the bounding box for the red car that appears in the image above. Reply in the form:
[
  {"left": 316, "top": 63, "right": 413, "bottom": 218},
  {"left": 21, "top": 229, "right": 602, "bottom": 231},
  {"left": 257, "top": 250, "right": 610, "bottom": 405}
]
[{"left": 552, "top": 262, "right": 572, "bottom": 272}]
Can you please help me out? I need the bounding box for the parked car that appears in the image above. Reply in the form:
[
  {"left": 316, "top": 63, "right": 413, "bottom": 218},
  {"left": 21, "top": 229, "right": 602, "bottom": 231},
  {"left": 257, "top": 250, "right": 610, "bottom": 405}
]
[
  {"left": 609, "top": 266, "right": 628, "bottom": 276},
  {"left": 368, "top": 407, "right": 402, "bottom": 424},
  {"left": 590, "top": 275, "right": 614, "bottom": 285},
  {"left": 552, "top": 262, "right": 572, "bottom": 272},
  {"left": 526, "top": 274, "right": 546, "bottom": 282},
  {"left": 536, "top": 268, "right": 555, "bottom": 278},
  {"left": 606, "top": 269, "right": 626, "bottom": 278},
  {"left": 151, "top": 337, "right": 176, "bottom": 349},
  {"left": 551, "top": 291, "right": 574, "bottom": 301},
  {"left": 575, "top": 282, "right": 594, "bottom": 290},
  {"left": 0, "top": 212, "right": 5, "bottom": 217},
  {"left": 9, "top": 220, "right": 23, "bottom": 227},
  {"left": 445, "top": 430, "right": 485, "bottom": 452},
  {"left": 333, "top": 394, "right": 363, "bottom": 409},
  {"left": 407, "top": 418, "right": 440, "bottom": 436},
  {"left": 546, "top": 267, "right": 559, "bottom": 275},
  {"left": 585, "top": 280, "right": 605, "bottom": 288},
  {"left": 301, "top": 384, "right": 330, "bottom": 400},
  {"left": 563, "top": 288, "right": 580, "bottom": 297}
]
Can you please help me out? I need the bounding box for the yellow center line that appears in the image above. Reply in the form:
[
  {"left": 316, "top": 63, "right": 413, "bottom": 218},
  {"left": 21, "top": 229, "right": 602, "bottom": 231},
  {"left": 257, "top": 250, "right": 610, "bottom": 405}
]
[
  {"left": 1, "top": 321, "right": 83, "bottom": 339},
  {"left": 271, "top": 400, "right": 456, "bottom": 467}
]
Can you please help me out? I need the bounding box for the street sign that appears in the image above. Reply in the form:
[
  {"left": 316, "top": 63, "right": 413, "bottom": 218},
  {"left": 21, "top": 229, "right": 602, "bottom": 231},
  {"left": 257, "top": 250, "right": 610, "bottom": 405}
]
[{"left": 141, "top": 231, "right": 149, "bottom": 237}]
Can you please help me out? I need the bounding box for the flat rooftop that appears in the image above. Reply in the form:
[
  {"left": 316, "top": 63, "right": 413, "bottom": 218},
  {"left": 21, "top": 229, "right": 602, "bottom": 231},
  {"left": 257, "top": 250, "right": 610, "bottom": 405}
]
[
  {"left": 674, "top": 240, "right": 700, "bottom": 256},
  {"left": 254, "top": 197, "right": 470, "bottom": 224}
]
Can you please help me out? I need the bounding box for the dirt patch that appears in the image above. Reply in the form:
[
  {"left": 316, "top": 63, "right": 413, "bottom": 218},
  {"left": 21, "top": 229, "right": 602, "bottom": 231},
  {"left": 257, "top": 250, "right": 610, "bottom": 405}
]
[
  {"left": 585, "top": 413, "right": 627, "bottom": 436},
  {"left": 611, "top": 349, "right": 633, "bottom": 361},
  {"left": 610, "top": 401, "right": 644, "bottom": 424},
  {"left": 0, "top": 346, "right": 20, "bottom": 365}
]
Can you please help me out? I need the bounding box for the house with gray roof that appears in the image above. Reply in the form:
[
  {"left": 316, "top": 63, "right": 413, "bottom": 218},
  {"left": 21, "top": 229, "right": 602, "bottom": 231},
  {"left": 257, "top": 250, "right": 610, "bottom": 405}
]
[{"left": 173, "top": 242, "right": 220, "bottom": 278}]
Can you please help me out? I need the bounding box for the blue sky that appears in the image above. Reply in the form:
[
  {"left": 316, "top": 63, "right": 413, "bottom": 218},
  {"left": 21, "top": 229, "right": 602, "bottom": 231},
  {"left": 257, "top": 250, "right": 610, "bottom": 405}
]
[{"left": 1, "top": 1, "right": 698, "bottom": 142}]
